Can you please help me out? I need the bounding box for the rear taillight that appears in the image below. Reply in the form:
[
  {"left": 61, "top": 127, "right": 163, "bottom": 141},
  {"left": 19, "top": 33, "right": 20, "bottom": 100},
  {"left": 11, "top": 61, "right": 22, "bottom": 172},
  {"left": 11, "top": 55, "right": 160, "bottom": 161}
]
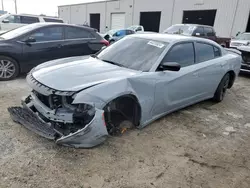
[{"left": 101, "top": 39, "right": 109, "bottom": 46}]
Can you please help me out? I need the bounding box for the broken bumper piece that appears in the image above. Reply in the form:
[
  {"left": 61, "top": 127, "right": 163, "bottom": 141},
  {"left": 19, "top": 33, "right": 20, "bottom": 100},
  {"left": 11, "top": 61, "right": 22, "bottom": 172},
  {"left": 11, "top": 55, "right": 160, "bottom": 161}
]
[{"left": 8, "top": 100, "right": 109, "bottom": 148}]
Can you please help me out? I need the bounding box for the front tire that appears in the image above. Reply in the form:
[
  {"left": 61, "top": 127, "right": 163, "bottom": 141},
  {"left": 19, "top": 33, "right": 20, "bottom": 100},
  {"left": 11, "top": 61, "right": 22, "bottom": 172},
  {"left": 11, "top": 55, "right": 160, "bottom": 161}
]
[
  {"left": 213, "top": 73, "right": 230, "bottom": 102},
  {"left": 0, "top": 56, "right": 19, "bottom": 81}
]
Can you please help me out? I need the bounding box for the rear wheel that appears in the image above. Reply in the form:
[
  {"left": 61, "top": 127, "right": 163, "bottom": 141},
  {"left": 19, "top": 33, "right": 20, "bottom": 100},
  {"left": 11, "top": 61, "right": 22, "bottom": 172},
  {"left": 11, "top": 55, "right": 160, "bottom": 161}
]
[
  {"left": 0, "top": 56, "right": 19, "bottom": 81},
  {"left": 213, "top": 73, "right": 230, "bottom": 102}
]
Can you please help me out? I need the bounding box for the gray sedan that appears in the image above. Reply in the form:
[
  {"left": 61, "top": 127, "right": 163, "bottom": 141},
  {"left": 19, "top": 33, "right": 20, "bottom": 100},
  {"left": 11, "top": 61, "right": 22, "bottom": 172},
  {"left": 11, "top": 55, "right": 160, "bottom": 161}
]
[{"left": 9, "top": 34, "right": 241, "bottom": 148}]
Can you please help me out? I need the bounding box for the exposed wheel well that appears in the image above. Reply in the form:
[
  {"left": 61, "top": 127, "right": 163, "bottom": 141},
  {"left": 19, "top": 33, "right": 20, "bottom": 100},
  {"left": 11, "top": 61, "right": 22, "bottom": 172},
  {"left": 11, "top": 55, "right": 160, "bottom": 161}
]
[
  {"left": 227, "top": 70, "right": 236, "bottom": 88},
  {"left": 103, "top": 94, "right": 141, "bottom": 135}
]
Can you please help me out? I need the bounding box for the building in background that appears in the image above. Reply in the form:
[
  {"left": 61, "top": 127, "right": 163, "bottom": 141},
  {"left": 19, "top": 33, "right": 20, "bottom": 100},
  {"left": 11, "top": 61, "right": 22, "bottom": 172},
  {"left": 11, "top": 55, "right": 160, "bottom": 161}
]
[{"left": 58, "top": 0, "right": 250, "bottom": 37}]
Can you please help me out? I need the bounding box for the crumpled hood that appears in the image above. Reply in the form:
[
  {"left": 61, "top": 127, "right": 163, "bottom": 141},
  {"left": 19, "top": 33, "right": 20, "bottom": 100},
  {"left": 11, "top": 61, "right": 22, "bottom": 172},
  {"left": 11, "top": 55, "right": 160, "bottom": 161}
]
[{"left": 31, "top": 56, "right": 139, "bottom": 91}]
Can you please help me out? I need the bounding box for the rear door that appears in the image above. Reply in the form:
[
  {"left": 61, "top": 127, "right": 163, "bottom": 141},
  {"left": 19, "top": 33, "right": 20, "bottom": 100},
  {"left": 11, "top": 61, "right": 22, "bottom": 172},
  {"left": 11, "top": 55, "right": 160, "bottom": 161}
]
[
  {"left": 193, "top": 42, "right": 224, "bottom": 96},
  {"left": 63, "top": 26, "right": 100, "bottom": 56},
  {"left": 21, "top": 26, "right": 65, "bottom": 69}
]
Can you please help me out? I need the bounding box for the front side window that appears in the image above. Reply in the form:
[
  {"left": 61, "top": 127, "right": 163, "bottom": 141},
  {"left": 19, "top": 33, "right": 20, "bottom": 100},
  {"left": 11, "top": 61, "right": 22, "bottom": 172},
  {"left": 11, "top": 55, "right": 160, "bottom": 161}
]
[
  {"left": 20, "top": 16, "right": 39, "bottom": 24},
  {"left": 162, "top": 43, "right": 195, "bottom": 67},
  {"left": 195, "top": 42, "right": 218, "bottom": 63},
  {"left": 5, "top": 15, "right": 20, "bottom": 23},
  {"left": 204, "top": 27, "right": 215, "bottom": 36},
  {"left": 193, "top": 27, "right": 204, "bottom": 36},
  {"left": 97, "top": 37, "right": 168, "bottom": 71},
  {"left": 28, "top": 26, "right": 63, "bottom": 42},
  {"left": 65, "top": 26, "right": 92, "bottom": 39}
]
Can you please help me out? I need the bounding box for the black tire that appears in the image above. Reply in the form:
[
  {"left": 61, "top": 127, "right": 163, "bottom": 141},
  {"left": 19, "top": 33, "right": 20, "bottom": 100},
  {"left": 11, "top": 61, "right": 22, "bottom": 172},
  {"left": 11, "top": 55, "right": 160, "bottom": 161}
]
[
  {"left": 213, "top": 73, "right": 230, "bottom": 102},
  {"left": 0, "top": 56, "right": 19, "bottom": 81}
]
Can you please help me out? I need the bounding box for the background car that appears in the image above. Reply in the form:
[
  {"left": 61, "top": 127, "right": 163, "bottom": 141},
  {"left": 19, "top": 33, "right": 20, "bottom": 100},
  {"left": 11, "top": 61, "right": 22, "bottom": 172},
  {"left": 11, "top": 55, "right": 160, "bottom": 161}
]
[
  {"left": 163, "top": 24, "right": 231, "bottom": 47},
  {"left": 127, "top": 25, "right": 144, "bottom": 32},
  {"left": 103, "top": 29, "right": 135, "bottom": 44},
  {"left": 230, "top": 32, "right": 250, "bottom": 48},
  {"left": 0, "top": 22, "right": 109, "bottom": 81},
  {"left": 9, "top": 34, "right": 241, "bottom": 148},
  {"left": 0, "top": 13, "right": 64, "bottom": 32}
]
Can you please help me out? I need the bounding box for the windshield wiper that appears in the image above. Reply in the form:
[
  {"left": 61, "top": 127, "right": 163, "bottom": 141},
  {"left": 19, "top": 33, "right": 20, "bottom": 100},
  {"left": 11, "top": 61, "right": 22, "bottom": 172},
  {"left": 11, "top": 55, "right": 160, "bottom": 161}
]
[{"left": 101, "top": 59, "right": 124, "bottom": 67}]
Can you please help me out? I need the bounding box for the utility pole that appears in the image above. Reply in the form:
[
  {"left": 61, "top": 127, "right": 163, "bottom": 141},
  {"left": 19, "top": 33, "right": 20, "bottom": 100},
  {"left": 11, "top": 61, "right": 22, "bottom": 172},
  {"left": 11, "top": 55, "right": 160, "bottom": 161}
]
[
  {"left": 14, "top": 0, "right": 17, "bottom": 13},
  {"left": 1, "top": 0, "right": 4, "bottom": 11}
]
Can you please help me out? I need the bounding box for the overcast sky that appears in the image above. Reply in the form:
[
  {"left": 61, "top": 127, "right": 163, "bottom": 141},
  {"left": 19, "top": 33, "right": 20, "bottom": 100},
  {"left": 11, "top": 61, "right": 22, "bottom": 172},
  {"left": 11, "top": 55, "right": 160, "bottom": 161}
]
[{"left": 2, "top": 0, "right": 102, "bottom": 16}]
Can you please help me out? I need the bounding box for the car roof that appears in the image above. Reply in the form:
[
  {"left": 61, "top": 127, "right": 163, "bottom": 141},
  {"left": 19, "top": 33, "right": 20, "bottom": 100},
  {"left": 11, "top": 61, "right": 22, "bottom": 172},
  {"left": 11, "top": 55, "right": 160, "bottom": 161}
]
[
  {"left": 173, "top": 24, "right": 212, "bottom": 28},
  {"left": 130, "top": 33, "right": 221, "bottom": 46},
  {"left": 27, "top": 22, "right": 95, "bottom": 31}
]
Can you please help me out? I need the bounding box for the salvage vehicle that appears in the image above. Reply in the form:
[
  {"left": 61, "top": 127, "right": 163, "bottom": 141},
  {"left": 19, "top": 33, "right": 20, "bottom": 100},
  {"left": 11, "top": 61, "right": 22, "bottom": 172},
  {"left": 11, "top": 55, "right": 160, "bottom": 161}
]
[
  {"left": 0, "top": 23, "right": 109, "bottom": 81},
  {"left": 237, "top": 45, "right": 250, "bottom": 72},
  {"left": 8, "top": 34, "right": 241, "bottom": 148},
  {"left": 102, "top": 29, "right": 135, "bottom": 44},
  {"left": 230, "top": 32, "right": 250, "bottom": 48},
  {"left": 163, "top": 24, "right": 231, "bottom": 47}
]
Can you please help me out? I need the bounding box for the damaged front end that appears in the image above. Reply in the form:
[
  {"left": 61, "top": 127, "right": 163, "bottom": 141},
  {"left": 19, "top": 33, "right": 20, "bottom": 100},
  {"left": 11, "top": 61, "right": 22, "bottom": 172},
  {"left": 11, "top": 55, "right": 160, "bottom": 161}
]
[{"left": 8, "top": 90, "right": 109, "bottom": 148}]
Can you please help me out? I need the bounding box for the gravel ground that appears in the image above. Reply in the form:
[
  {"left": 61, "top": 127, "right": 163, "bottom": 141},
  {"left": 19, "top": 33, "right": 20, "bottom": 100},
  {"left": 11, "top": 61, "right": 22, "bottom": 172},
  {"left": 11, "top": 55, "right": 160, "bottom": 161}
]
[{"left": 1, "top": 74, "right": 250, "bottom": 188}]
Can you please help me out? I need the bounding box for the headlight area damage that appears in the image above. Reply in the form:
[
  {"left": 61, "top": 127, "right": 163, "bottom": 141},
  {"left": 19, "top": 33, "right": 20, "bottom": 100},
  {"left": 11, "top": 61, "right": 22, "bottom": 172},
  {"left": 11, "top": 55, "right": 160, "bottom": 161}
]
[{"left": 8, "top": 91, "right": 109, "bottom": 148}]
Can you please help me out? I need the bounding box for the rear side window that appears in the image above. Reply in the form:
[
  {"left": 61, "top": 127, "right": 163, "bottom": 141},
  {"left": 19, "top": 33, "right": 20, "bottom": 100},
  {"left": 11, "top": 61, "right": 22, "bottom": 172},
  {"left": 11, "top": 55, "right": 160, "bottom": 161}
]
[
  {"left": 195, "top": 42, "right": 220, "bottom": 63},
  {"left": 20, "top": 16, "right": 39, "bottom": 24},
  {"left": 162, "top": 42, "right": 195, "bottom": 67},
  {"left": 29, "top": 26, "right": 63, "bottom": 42},
  {"left": 126, "top": 30, "right": 134, "bottom": 35},
  {"left": 204, "top": 27, "right": 215, "bottom": 36},
  {"left": 193, "top": 27, "right": 204, "bottom": 36},
  {"left": 65, "top": 26, "right": 92, "bottom": 39},
  {"left": 44, "top": 18, "right": 63, "bottom": 23}
]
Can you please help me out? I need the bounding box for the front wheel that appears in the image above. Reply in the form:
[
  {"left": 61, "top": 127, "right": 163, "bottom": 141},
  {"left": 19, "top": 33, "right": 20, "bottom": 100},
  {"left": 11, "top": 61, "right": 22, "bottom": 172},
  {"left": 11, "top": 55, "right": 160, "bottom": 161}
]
[
  {"left": 0, "top": 56, "right": 19, "bottom": 81},
  {"left": 213, "top": 73, "right": 230, "bottom": 102}
]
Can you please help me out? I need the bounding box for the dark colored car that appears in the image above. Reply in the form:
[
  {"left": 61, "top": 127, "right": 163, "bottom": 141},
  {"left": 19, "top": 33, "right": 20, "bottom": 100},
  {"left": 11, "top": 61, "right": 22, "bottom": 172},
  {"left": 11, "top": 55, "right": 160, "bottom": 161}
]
[
  {"left": 0, "top": 23, "right": 109, "bottom": 81},
  {"left": 163, "top": 24, "right": 231, "bottom": 48}
]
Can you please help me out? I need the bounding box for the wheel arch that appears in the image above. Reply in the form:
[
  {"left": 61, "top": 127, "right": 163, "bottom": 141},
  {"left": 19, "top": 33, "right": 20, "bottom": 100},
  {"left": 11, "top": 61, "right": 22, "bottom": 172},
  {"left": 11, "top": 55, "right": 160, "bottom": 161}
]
[{"left": 103, "top": 94, "right": 142, "bottom": 130}]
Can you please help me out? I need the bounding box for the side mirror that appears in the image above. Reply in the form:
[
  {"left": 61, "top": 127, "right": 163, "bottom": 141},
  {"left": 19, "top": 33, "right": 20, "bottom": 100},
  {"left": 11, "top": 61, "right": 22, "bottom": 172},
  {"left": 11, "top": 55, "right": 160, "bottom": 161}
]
[
  {"left": 195, "top": 33, "right": 201, "bottom": 36},
  {"left": 160, "top": 62, "right": 181, "bottom": 72},
  {"left": 2, "top": 19, "right": 9, "bottom": 23},
  {"left": 25, "top": 37, "right": 36, "bottom": 43}
]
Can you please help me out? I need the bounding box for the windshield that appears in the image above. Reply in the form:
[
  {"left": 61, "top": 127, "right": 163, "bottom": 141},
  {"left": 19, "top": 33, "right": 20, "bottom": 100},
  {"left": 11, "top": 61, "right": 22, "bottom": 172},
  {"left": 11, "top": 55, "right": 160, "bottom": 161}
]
[
  {"left": 128, "top": 25, "right": 138, "bottom": 30},
  {"left": 235, "top": 33, "right": 250, "bottom": 40},
  {"left": 97, "top": 37, "right": 168, "bottom": 71},
  {"left": 0, "top": 24, "right": 40, "bottom": 39},
  {"left": 164, "top": 25, "right": 194, "bottom": 35}
]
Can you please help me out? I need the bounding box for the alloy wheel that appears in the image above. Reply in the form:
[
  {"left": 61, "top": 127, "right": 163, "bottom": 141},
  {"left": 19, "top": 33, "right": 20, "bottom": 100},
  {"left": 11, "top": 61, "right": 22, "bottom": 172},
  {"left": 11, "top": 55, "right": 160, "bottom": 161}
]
[
  {"left": 0, "top": 60, "right": 16, "bottom": 79},
  {"left": 220, "top": 76, "right": 230, "bottom": 100}
]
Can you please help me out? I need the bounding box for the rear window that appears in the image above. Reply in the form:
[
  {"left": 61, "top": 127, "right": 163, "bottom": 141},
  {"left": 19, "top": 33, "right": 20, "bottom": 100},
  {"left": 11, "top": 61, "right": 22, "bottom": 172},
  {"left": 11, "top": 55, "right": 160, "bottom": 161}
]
[
  {"left": 20, "top": 16, "right": 39, "bottom": 24},
  {"left": 44, "top": 18, "right": 63, "bottom": 23}
]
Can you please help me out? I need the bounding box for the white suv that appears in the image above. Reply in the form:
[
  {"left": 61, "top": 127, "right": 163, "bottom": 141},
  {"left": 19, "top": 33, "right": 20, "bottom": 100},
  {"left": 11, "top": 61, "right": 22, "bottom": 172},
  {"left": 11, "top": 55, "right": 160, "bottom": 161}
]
[{"left": 0, "top": 14, "right": 64, "bottom": 32}]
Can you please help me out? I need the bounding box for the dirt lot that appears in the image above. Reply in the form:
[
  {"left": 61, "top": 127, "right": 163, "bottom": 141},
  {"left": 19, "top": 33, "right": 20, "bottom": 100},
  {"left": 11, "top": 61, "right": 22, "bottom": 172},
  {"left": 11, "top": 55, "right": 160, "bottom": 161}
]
[{"left": 1, "top": 75, "right": 250, "bottom": 188}]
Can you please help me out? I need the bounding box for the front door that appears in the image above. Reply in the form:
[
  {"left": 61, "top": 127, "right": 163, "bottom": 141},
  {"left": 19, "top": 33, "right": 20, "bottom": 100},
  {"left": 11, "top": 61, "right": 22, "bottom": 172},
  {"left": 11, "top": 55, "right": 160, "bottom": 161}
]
[
  {"left": 21, "top": 26, "right": 65, "bottom": 71},
  {"left": 152, "top": 42, "right": 202, "bottom": 117}
]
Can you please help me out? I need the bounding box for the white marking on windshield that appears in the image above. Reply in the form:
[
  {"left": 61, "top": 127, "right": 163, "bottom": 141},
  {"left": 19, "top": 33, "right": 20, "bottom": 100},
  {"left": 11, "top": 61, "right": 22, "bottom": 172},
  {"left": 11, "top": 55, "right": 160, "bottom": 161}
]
[{"left": 147, "top": 41, "right": 165, "bottom": 48}]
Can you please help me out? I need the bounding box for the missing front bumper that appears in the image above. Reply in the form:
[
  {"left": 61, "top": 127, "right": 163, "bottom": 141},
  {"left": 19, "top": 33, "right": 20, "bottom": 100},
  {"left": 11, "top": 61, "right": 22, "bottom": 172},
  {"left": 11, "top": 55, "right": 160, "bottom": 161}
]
[{"left": 8, "top": 104, "right": 109, "bottom": 148}]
